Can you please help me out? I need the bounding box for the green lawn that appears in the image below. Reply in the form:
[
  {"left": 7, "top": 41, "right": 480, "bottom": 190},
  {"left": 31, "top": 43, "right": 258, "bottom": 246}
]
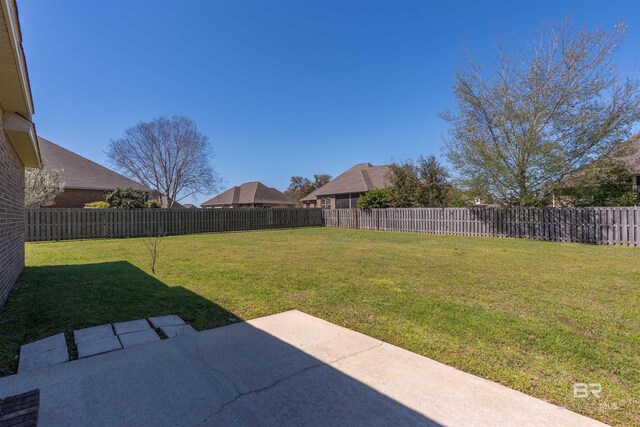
[{"left": 1, "top": 228, "right": 638, "bottom": 425}]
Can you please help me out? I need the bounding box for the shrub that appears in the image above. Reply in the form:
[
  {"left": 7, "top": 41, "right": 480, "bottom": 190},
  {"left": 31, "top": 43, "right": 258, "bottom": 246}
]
[
  {"left": 105, "top": 187, "right": 147, "bottom": 209},
  {"left": 84, "top": 201, "right": 109, "bottom": 209},
  {"left": 357, "top": 189, "right": 389, "bottom": 209},
  {"left": 144, "top": 199, "right": 162, "bottom": 209}
]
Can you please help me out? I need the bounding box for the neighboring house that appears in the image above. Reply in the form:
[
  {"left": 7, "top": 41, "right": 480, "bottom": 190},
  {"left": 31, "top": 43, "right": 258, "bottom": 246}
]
[
  {"left": 552, "top": 133, "right": 640, "bottom": 206},
  {"left": 38, "top": 137, "right": 152, "bottom": 207},
  {"left": 301, "top": 163, "right": 390, "bottom": 209},
  {"left": 0, "top": 0, "right": 41, "bottom": 305},
  {"left": 564, "top": 133, "right": 640, "bottom": 183},
  {"left": 610, "top": 133, "right": 640, "bottom": 187},
  {"left": 182, "top": 204, "right": 197, "bottom": 209},
  {"left": 201, "top": 182, "right": 295, "bottom": 208}
]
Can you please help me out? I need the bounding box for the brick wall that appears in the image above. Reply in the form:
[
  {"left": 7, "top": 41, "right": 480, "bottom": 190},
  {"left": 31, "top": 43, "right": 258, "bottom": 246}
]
[
  {"left": 48, "top": 189, "right": 109, "bottom": 208},
  {"left": 0, "top": 109, "right": 27, "bottom": 306}
]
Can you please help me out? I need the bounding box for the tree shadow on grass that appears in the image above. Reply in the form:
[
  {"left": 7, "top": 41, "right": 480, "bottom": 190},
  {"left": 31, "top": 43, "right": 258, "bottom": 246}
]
[{"left": 1, "top": 262, "right": 441, "bottom": 425}]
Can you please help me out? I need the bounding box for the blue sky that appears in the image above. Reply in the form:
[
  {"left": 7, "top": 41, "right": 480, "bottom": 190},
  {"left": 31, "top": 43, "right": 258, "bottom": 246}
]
[{"left": 19, "top": 0, "right": 640, "bottom": 205}]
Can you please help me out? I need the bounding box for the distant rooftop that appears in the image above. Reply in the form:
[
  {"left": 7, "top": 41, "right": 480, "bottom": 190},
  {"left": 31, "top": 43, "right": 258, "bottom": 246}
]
[
  {"left": 201, "top": 181, "right": 295, "bottom": 207},
  {"left": 301, "top": 163, "right": 390, "bottom": 201},
  {"left": 611, "top": 133, "right": 640, "bottom": 174}
]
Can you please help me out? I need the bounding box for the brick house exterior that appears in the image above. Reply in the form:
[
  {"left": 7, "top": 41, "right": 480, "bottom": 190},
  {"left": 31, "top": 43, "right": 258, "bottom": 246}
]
[
  {"left": 0, "top": 111, "right": 27, "bottom": 305},
  {"left": 0, "top": 0, "right": 41, "bottom": 305},
  {"left": 38, "top": 137, "right": 152, "bottom": 208},
  {"left": 48, "top": 189, "right": 115, "bottom": 208}
]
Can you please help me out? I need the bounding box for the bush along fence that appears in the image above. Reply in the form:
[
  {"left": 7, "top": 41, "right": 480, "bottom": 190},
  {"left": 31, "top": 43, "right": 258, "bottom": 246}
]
[
  {"left": 323, "top": 207, "right": 640, "bottom": 246},
  {"left": 25, "top": 208, "right": 323, "bottom": 241}
]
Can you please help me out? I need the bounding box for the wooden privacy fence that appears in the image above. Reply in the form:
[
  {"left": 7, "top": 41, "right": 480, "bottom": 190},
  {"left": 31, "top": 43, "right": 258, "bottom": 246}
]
[
  {"left": 26, "top": 208, "right": 323, "bottom": 241},
  {"left": 323, "top": 207, "right": 640, "bottom": 246}
]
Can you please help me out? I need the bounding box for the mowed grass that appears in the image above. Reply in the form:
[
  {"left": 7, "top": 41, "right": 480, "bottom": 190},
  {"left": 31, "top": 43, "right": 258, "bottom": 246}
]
[{"left": 1, "top": 228, "right": 638, "bottom": 425}]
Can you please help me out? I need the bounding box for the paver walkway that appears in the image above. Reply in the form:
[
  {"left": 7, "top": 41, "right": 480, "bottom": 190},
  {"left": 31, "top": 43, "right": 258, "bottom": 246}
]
[
  {"left": 17, "top": 334, "right": 68, "bottom": 374},
  {"left": 1, "top": 310, "right": 607, "bottom": 426},
  {"left": 19, "top": 316, "right": 177, "bottom": 372},
  {"left": 74, "top": 325, "right": 122, "bottom": 359},
  {"left": 114, "top": 319, "right": 161, "bottom": 348}
]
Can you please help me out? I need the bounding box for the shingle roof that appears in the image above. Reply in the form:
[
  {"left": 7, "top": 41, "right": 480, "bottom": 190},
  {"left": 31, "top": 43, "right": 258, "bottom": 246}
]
[
  {"left": 201, "top": 182, "right": 295, "bottom": 207},
  {"left": 38, "top": 137, "right": 151, "bottom": 192},
  {"left": 300, "top": 163, "right": 390, "bottom": 201},
  {"left": 560, "top": 133, "right": 640, "bottom": 187},
  {"left": 611, "top": 133, "right": 640, "bottom": 174}
]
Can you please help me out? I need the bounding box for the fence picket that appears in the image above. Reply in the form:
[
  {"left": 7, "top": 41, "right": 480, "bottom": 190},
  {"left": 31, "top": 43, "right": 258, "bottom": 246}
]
[
  {"left": 25, "top": 208, "right": 323, "bottom": 242},
  {"left": 322, "top": 207, "right": 639, "bottom": 247},
  {"left": 25, "top": 207, "right": 639, "bottom": 246}
]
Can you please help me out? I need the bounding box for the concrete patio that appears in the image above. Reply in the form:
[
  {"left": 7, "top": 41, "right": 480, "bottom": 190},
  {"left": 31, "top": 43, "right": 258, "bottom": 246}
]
[{"left": 0, "top": 310, "right": 606, "bottom": 426}]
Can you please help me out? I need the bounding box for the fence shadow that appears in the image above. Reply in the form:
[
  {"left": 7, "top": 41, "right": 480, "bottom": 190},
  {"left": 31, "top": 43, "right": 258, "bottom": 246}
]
[{"left": 5, "top": 261, "right": 440, "bottom": 425}]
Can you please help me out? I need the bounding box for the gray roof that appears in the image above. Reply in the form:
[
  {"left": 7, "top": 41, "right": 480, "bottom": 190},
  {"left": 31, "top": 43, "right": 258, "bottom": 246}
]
[
  {"left": 201, "top": 182, "right": 295, "bottom": 207},
  {"left": 562, "top": 133, "right": 640, "bottom": 185},
  {"left": 611, "top": 133, "right": 640, "bottom": 174},
  {"left": 38, "top": 137, "right": 151, "bottom": 192},
  {"left": 301, "top": 163, "right": 390, "bottom": 201}
]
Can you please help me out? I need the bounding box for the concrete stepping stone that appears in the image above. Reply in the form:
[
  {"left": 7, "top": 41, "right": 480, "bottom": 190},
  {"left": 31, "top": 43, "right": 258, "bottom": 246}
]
[
  {"left": 159, "top": 324, "right": 196, "bottom": 338},
  {"left": 18, "top": 333, "right": 69, "bottom": 374},
  {"left": 118, "top": 329, "right": 160, "bottom": 348},
  {"left": 149, "top": 315, "right": 186, "bottom": 329},
  {"left": 77, "top": 336, "right": 122, "bottom": 359},
  {"left": 74, "top": 324, "right": 114, "bottom": 344},
  {"left": 114, "top": 319, "right": 151, "bottom": 335}
]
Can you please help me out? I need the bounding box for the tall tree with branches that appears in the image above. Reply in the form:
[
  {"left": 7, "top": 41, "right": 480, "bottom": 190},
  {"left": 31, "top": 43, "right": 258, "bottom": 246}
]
[
  {"left": 107, "top": 116, "right": 220, "bottom": 207},
  {"left": 442, "top": 20, "right": 640, "bottom": 205}
]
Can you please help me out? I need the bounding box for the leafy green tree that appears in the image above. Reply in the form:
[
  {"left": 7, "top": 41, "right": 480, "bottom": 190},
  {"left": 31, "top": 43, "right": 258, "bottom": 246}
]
[
  {"left": 385, "top": 161, "right": 420, "bottom": 207},
  {"left": 443, "top": 20, "right": 640, "bottom": 206},
  {"left": 106, "top": 187, "right": 148, "bottom": 209},
  {"left": 386, "top": 156, "right": 454, "bottom": 207},
  {"left": 284, "top": 174, "right": 332, "bottom": 202},
  {"left": 416, "top": 155, "right": 452, "bottom": 207},
  {"left": 312, "top": 174, "right": 332, "bottom": 188},
  {"left": 448, "top": 187, "right": 472, "bottom": 208},
  {"left": 357, "top": 189, "right": 389, "bottom": 209}
]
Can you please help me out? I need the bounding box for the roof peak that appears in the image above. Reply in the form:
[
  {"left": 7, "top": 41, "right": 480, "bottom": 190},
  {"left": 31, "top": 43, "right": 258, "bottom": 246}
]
[
  {"left": 301, "top": 163, "right": 391, "bottom": 200},
  {"left": 201, "top": 181, "right": 294, "bottom": 206},
  {"left": 349, "top": 162, "right": 373, "bottom": 168}
]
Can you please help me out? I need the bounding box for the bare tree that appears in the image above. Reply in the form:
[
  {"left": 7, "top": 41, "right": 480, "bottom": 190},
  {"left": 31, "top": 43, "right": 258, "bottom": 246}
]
[
  {"left": 107, "top": 116, "right": 220, "bottom": 207},
  {"left": 442, "top": 20, "right": 640, "bottom": 205},
  {"left": 24, "top": 161, "right": 64, "bottom": 207},
  {"left": 143, "top": 228, "right": 166, "bottom": 274}
]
